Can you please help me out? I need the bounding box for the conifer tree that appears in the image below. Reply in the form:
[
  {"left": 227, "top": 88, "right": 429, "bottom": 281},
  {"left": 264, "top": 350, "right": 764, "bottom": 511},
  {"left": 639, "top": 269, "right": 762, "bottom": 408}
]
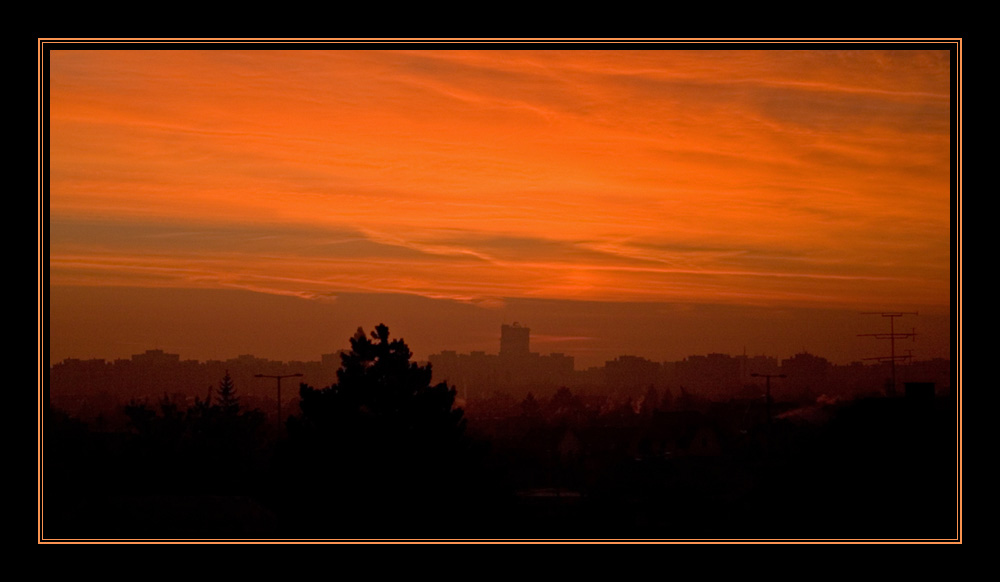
[
  {"left": 281, "top": 324, "right": 493, "bottom": 536},
  {"left": 217, "top": 370, "right": 240, "bottom": 416}
]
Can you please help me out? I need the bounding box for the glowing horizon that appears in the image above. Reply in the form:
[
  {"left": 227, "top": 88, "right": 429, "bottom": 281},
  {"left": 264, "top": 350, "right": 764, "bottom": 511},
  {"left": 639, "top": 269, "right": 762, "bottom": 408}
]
[{"left": 46, "top": 47, "right": 955, "bottom": 366}]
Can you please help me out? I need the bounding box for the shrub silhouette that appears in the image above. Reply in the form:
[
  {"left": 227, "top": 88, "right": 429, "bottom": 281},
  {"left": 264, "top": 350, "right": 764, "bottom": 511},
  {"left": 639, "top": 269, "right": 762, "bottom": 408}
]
[{"left": 121, "top": 374, "right": 267, "bottom": 495}]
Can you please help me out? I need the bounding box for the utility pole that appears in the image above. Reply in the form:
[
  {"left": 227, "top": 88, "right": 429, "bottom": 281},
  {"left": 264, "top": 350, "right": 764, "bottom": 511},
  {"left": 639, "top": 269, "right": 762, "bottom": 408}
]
[
  {"left": 859, "top": 312, "right": 917, "bottom": 397},
  {"left": 751, "top": 373, "right": 786, "bottom": 430},
  {"left": 255, "top": 373, "right": 303, "bottom": 434}
]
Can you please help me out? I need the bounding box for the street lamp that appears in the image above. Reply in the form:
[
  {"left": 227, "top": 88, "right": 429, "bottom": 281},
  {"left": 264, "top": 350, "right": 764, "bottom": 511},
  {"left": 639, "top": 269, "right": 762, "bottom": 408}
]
[
  {"left": 751, "top": 373, "right": 786, "bottom": 429},
  {"left": 255, "top": 373, "right": 303, "bottom": 433}
]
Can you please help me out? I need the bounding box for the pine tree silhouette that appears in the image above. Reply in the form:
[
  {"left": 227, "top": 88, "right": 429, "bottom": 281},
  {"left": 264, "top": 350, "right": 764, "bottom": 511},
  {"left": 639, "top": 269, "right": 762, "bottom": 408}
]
[
  {"left": 284, "top": 324, "right": 474, "bottom": 535},
  {"left": 216, "top": 370, "right": 240, "bottom": 416}
]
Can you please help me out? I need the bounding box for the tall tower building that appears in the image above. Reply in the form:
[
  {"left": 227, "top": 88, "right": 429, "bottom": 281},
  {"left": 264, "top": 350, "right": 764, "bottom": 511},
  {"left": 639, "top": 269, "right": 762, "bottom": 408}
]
[{"left": 500, "top": 322, "right": 530, "bottom": 358}]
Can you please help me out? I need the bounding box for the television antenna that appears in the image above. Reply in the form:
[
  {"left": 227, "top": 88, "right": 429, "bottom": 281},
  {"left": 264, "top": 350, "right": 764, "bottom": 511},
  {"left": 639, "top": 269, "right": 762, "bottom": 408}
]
[{"left": 859, "top": 312, "right": 917, "bottom": 396}]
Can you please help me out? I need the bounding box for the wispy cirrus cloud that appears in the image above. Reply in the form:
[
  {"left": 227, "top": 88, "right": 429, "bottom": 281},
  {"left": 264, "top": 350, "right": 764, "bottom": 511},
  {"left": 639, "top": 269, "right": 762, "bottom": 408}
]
[{"left": 49, "top": 48, "right": 952, "bottom": 313}]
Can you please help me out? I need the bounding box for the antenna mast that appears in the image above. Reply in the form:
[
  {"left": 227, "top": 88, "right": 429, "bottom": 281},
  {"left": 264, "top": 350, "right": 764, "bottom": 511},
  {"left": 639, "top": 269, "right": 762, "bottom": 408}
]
[{"left": 859, "top": 312, "right": 917, "bottom": 396}]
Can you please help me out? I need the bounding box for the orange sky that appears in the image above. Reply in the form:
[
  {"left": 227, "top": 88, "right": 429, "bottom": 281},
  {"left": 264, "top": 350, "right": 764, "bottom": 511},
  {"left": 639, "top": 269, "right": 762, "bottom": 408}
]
[{"left": 45, "top": 46, "right": 956, "bottom": 366}]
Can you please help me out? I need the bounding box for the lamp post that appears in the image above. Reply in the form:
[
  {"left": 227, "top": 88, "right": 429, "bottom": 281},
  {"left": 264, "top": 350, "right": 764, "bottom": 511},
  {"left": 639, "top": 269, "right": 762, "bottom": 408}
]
[
  {"left": 255, "top": 373, "right": 303, "bottom": 434},
  {"left": 751, "top": 373, "right": 786, "bottom": 430}
]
